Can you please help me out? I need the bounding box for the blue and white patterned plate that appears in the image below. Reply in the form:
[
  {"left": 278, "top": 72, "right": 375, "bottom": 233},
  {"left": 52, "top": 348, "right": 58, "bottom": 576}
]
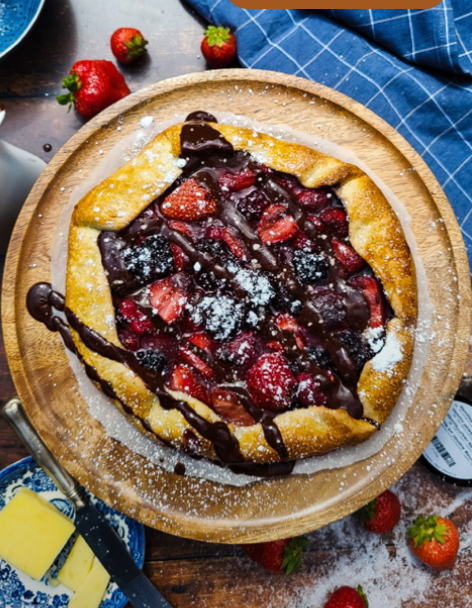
[
  {"left": 0, "top": 457, "right": 145, "bottom": 608},
  {"left": 0, "top": 0, "right": 46, "bottom": 59}
]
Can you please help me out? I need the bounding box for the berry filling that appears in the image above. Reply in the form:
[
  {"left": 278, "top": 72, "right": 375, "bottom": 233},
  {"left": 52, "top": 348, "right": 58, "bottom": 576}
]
[{"left": 97, "top": 115, "right": 393, "bottom": 453}]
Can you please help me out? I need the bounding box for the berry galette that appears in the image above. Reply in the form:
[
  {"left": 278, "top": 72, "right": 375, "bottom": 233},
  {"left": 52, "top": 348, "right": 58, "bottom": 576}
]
[{"left": 28, "top": 112, "right": 417, "bottom": 475}]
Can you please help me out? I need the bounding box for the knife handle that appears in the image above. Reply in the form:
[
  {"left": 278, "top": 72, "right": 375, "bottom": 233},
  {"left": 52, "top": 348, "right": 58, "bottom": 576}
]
[{"left": 2, "top": 397, "right": 87, "bottom": 510}]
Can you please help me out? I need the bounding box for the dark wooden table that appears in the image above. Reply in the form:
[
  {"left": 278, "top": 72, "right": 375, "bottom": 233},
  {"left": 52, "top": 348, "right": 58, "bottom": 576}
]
[{"left": 1, "top": 2, "right": 472, "bottom": 606}]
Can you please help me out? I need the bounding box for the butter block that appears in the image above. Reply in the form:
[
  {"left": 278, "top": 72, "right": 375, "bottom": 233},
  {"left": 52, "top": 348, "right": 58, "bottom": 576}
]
[
  {"left": 68, "top": 557, "right": 111, "bottom": 608},
  {"left": 57, "top": 535, "right": 94, "bottom": 592},
  {"left": 0, "top": 488, "right": 75, "bottom": 581}
]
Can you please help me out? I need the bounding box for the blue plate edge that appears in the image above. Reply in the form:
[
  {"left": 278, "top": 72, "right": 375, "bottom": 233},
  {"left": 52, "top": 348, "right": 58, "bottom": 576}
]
[
  {"left": 0, "top": 0, "right": 46, "bottom": 60},
  {"left": 0, "top": 456, "right": 146, "bottom": 608}
]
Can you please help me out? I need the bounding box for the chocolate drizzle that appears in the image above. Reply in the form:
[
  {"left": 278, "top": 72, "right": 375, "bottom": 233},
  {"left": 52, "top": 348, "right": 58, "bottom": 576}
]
[{"left": 27, "top": 111, "right": 391, "bottom": 476}]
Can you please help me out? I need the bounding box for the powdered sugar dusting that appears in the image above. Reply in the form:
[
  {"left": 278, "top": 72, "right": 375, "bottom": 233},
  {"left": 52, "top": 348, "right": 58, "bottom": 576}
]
[
  {"left": 50, "top": 110, "right": 433, "bottom": 487},
  {"left": 371, "top": 331, "right": 403, "bottom": 375}
]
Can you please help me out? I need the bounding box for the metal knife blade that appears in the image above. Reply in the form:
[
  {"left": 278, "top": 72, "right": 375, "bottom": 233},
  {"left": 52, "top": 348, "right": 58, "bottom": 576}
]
[
  {"left": 74, "top": 501, "right": 172, "bottom": 608},
  {"left": 2, "top": 397, "right": 173, "bottom": 608}
]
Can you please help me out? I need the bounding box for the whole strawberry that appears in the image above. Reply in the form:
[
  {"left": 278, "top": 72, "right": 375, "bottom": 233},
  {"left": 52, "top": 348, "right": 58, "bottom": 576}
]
[
  {"left": 111, "top": 27, "right": 148, "bottom": 64},
  {"left": 241, "top": 537, "right": 308, "bottom": 574},
  {"left": 358, "top": 489, "right": 401, "bottom": 534},
  {"left": 408, "top": 515, "right": 459, "bottom": 572},
  {"left": 324, "top": 586, "right": 368, "bottom": 608},
  {"left": 57, "top": 60, "right": 130, "bottom": 119},
  {"left": 201, "top": 25, "right": 236, "bottom": 68}
]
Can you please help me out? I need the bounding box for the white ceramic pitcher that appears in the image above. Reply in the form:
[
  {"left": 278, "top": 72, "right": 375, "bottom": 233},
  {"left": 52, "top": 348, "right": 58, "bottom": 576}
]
[{"left": 0, "top": 102, "right": 46, "bottom": 254}]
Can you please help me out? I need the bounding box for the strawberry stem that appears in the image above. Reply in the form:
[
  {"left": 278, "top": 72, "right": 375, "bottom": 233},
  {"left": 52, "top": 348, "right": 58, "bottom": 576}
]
[
  {"left": 125, "top": 34, "right": 148, "bottom": 60},
  {"left": 357, "top": 585, "right": 369, "bottom": 607},
  {"left": 204, "top": 25, "right": 232, "bottom": 47},
  {"left": 358, "top": 498, "right": 376, "bottom": 527},
  {"left": 280, "top": 536, "right": 309, "bottom": 575},
  {"left": 56, "top": 72, "right": 81, "bottom": 112},
  {"left": 408, "top": 515, "right": 450, "bottom": 547}
]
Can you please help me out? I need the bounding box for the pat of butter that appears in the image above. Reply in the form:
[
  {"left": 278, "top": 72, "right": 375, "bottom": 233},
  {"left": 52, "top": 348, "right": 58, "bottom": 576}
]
[
  {"left": 68, "top": 557, "right": 110, "bottom": 608},
  {"left": 0, "top": 488, "right": 75, "bottom": 581},
  {"left": 57, "top": 535, "right": 94, "bottom": 592}
]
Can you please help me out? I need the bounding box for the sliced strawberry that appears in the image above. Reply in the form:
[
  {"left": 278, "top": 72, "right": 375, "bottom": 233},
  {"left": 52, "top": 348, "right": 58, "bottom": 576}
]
[
  {"left": 275, "top": 313, "right": 299, "bottom": 333},
  {"left": 247, "top": 353, "right": 296, "bottom": 411},
  {"left": 296, "top": 373, "right": 327, "bottom": 406},
  {"left": 205, "top": 224, "right": 249, "bottom": 260},
  {"left": 167, "top": 220, "right": 193, "bottom": 237},
  {"left": 307, "top": 215, "right": 326, "bottom": 232},
  {"left": 205, "top": 224, "right": 224, "bottom": 241},
  {"left": 222, "top": 227, "right": 249, "bottom": 260},
  {"left": 169, "top": 364, "right": 209, "bottom": 404},
  {"left": 266, "top": 341, "right": 284, "bottom": 354},
  {"left": 350, "top": 276, "right": 386, "bottom": 329},
  {"left": 257, "top": 204, "right": 298, "bottom": 246},
  {"left": 274, "top": 314, "right": 304, "bottom": 350},
  {"left": 211, "top": 388, "right": 255, "bottom": 427},
  {"left": 170, "top": 243, "right": 189, "bottom": 272},
  {"left": 188, "top": 332, "right": 215, "bottom": 352},
  {"left": 149, "top": 272, "right": 191, "bottom": 324},
  {"left": 219, "top": 168, "right": 257, "bottom": 192},
  {"left": 319, "top": 208, "right": 348, "bottom": 237},
  {"left": 119, "top": 332, "right": 140, "bottom": 352},
  {"left": 120, "top": 300, "right": 139, "bottom": 322},
  {"left": 119, "top": 300, "right": 154, "bottom": 334},
  {"left": 297, "top": 189, "right": 330, "bottom": 211},
  {"left": 332, "top": 239, "right": 364, "bottom": 273},
  {"left": 161, "top": 178, "right": 217, "bottom": 221},
  {"left": 179, "top": 346, "right": 215, "bottom": 379},
  {"left": 217, "top": 332, "right": 260, "bottom": 371},
  {"left": 292, "top": 230, "right": 315, "bottom": 251}
]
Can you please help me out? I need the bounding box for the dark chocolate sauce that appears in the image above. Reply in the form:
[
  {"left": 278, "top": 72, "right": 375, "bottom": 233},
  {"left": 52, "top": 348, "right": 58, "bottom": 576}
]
[{"left": 27, "top": 111, "right": 390, "bottom": 475}]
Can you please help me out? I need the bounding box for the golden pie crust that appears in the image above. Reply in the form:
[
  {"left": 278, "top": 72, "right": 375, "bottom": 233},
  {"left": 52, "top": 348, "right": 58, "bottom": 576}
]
[{"left": 66, "top": 123, "right": 417, "bottom": 465}]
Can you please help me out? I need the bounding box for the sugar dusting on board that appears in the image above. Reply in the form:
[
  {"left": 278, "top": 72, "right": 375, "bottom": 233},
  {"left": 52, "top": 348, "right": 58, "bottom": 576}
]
[{"left": 50, "top": 109, "right": 433, "bottom": 487}]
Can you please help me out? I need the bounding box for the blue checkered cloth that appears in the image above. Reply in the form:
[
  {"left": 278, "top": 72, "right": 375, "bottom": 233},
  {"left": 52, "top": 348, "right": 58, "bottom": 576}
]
[{"left": 188, "top": 3, "right": 472, "bottom": 267}]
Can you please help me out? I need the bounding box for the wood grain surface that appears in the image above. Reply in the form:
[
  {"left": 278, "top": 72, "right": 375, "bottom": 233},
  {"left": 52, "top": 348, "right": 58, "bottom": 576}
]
[{"left": 1, "top": 3, "right": 472, "bottom": 606}]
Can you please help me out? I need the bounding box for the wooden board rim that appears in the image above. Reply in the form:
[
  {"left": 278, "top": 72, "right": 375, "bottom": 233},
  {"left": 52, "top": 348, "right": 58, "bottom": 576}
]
[{"left": 3, "top": 69, "right": 471, "bottom": 543}]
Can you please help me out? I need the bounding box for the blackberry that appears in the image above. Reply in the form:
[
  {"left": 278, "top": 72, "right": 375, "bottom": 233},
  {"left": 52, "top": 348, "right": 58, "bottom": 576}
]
[
  {"left": 196, "top": 238, "right": 228, "bottom": 258},
  {"left": 189, "top": 295, "right": 245, "bottom": 341},
  {"left": 135, "top": 348, "right": 167, "bottom": 372},
  {"left": 123, "top": 235, "right": 174, "bottom": 284},
  {"left": 307, "top": 347, "right": 332, "bottom": 370},
  {"left": 293, "top": 250, "right": 329, "bottom": 285},
  {"left": 273, "top": 282, "right": 302, "bottom": 316},
  {"left": 197, "top": 271, "right": 224, "bottom": 292},
  {"left": 236, "top": 188, "right": 270, "bottom": 222},
  {"left": 338, "top": 330, "right": 374, "bottom": 371}
]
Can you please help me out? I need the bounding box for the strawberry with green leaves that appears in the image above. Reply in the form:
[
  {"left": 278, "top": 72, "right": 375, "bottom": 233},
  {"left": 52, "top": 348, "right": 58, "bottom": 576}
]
[
  {"left": 324, "top": 586, "right": 369, "bottom": 608},
  {"left": 57, "top": 60, "right": 130, "bottom": 119},
  {"left": 408, "top": 515, "right": 459, "bottom": 571},
  {"left": 241, "top": 537, "right": 308, "bottom": 574},
  {"left": 358, "top": 489, "right": 401, "bottom": 534},
  {"left": 201, "top": 25, "right": 237, "bottom": 68},
  {"left": 111, "top": 27, "right": 148, "bottom": 64}
]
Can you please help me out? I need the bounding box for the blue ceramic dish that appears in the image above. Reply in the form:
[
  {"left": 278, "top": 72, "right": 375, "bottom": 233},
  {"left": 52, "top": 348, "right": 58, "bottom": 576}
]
[
  {"left": 0, "top": 457, "right": 146, "bottom": 608},
  {"left": 0, "top": 0, "right": 46, "bottom": 59}
]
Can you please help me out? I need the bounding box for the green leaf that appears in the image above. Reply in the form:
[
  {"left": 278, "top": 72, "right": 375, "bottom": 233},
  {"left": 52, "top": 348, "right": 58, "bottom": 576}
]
[
  {"left": 358, "top": 585, "right": 369, "bottom": 608},
  {"left": 280, "top": 536, "right": 309, "bottom": 575},
  {"left": 125, "top": 34, "right": 148, "bottom": 60},
  {"left": 408, "top": 515, "right": 450, "bottom": 547},
  {"left": 205, "top": 25, "right": 232, "bottom": 47},
  {"left": 358, "top": 499, "right": 377, "bottom": 527}
]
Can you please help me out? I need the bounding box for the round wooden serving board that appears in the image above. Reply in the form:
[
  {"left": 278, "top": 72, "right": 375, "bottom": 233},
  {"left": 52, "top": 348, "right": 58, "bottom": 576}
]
[{"left": 3, "top": 70, "right": 471, "bottom": 543}]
